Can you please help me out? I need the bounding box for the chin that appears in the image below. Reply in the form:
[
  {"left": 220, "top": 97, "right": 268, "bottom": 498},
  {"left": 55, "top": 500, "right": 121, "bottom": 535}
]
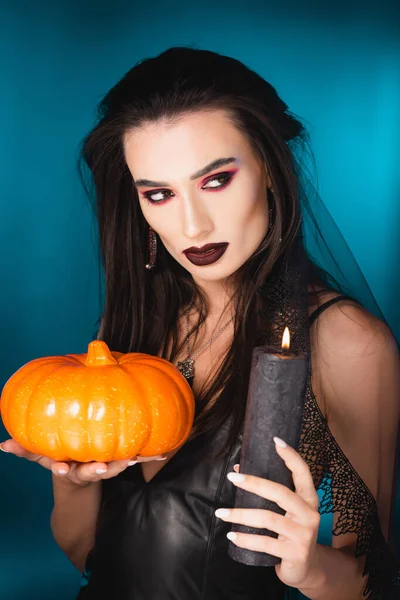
[
  {"left": 189, "top": 263, "right": 243, "bottom": 283},
  {"left": 172, "top": 248, "right": 251, "bottom": 282}
]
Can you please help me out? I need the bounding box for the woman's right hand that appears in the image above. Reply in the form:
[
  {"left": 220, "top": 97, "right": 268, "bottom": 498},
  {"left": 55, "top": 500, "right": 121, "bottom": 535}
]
[{"left": 0, "top": 438, "right": 167, "bottom": 487}]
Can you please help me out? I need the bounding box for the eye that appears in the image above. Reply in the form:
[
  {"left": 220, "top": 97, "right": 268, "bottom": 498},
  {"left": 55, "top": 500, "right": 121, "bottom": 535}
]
[
  {"left": 202, "top": 172, "right": 234, "bottom": 190},
  {"left": 143, "top": 189, "right": 174, "bottom": 204}
]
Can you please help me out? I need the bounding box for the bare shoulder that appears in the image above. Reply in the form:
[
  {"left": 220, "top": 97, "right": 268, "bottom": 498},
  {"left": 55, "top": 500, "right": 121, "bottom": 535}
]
[
  {"left": 311, "top": 293, "right": 395, "bottom": 354},
  {"left": 309, "top": 293, "right": 400, "bottom": 530},
  {"left": 309, "top": 291, "right": 399, "bottom": 417}
]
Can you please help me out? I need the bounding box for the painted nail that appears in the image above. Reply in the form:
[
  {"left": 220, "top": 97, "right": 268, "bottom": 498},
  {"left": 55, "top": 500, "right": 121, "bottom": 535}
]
[
  {"left": 215, "top": 508, "right": 230, "bottom": 518},
  {"left": 227, "top": 472, "right": 245, "bottom": 483},
  {"left": 0, "top": 445, "right": 9, "bottom": 453},
  {"left": 128, "top": 460, "right": 137, "bottom": 466},
  {"left": 95, "top": 468, "right": 107, "bottom": 474},
  {"left": 227, "top": 532, "right": 237, "bottom": 541},
  {"left": 57, "top": 469, "right": 68, "bottom": 475},
  {"left": 273, "top": 437, "right": 288, "bottom": 448},
  {"left": 156, "top": 457, "right": 167, "bottom": 461}
]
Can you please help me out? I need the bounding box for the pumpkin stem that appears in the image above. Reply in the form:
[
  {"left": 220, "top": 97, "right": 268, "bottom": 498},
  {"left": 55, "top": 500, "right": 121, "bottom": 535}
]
[{"left": 84, "top": 341, "right": 119, "bottom": 367}]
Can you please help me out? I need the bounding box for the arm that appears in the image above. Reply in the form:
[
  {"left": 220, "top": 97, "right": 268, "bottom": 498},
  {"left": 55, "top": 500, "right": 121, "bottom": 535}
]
[
  {"left": 300, "top": 300, "right": 400, "bottom": 598},
  {"left": 50, "top": 476, "right": 102, "bottom": 573},
  {"left": 50, "top": 454, "right": 167, "bottom": 572}
]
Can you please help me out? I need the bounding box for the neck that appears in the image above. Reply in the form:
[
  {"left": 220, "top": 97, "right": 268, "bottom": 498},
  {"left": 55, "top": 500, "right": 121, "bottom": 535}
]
[{"left": 193, "top": 277, "right": 237, "bottom": 319}]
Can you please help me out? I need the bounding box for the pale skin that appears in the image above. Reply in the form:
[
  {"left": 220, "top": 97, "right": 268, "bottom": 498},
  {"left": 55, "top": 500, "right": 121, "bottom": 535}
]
[{"left": 1, "top": 109, "right": 399, "bottom": 597}]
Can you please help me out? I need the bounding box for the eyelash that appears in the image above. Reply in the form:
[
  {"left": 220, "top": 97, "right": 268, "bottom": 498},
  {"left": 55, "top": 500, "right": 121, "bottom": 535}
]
[{"left": 142, "top": 171, "right": 236, "bottom": 205}]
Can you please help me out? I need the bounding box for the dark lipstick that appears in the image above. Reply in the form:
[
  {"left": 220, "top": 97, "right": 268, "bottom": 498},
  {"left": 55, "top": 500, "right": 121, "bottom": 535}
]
[{"left": 183, "top": 242, "right": 229, "bottom": 266}]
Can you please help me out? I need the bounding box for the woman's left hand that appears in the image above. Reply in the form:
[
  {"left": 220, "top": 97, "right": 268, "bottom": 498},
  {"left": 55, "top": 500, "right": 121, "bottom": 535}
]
[{"left": 215, "top": 437, "right": 321, "bottom": 589}]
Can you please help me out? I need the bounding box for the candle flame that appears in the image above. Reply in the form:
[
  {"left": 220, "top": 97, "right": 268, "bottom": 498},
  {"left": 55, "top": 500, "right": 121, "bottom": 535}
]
[{"left": 282, "top": 327, "right": 290, "bottom": 350}]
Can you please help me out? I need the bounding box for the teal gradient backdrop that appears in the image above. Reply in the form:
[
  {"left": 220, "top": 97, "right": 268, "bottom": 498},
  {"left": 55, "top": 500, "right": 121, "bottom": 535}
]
[{"left": 0, "top": 1, "right": 399, "bottom": 598}]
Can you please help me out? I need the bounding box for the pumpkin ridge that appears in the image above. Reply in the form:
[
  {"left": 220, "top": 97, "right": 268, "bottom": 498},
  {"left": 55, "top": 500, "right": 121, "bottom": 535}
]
[
  {"left": 129, "top": 358, "right": 195, "bottom": 448},
  {"left": 2, "top": 361, "right": 59, "bottom": 452},
  {"left": 26, "top": 363, "right": 66, "bottom": 455},
  {"left": 105, "top": 368, "right": 128, "bottom": 459},
  {"left": 61, "top": 356, "right": 86, "bottom": 367},
  {"left": 154, "top": 361, "right": 195, "bottom": 434},
  {"left": 122, "top": 361, "right": 190, "bottom": 455},
  {"left": 162, "top": 376, "right": 188, "bottom": 450},
  {"left": 1, "top": 355, "right": 82, "bottom": 432},
  {"left": 60, "top": 368, "right": 113, "bottom": 462},
  {"left": 172, "top": 382, "right": 194, "bottom": 449},
  {"left": 148, "top": 370, "right": 182, "bottom": 452},
  {"left": 117, "top": 364, "right": 152, "bottom": 456},
  {"left": 2, "top": 357, "right": 69, "bottom": 395}
]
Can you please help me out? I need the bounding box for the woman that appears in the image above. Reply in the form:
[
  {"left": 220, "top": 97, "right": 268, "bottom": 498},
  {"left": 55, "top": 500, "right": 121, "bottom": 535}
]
[{"left": 1, "top": 47, "right": 399, "bottom": 599}]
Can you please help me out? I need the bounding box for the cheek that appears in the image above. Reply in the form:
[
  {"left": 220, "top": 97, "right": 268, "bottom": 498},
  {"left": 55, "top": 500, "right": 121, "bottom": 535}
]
[
  {"left": 138, "top": 200, "right": 175, "bottom": 237},
  {"left": 230, "top": 182, "right": 269, "bottom": 231}
]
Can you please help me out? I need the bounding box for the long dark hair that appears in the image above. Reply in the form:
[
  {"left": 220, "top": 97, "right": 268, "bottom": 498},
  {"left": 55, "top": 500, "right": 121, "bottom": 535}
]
[{"left": 78, "top": 46, "right": 332, "bottom": 454}]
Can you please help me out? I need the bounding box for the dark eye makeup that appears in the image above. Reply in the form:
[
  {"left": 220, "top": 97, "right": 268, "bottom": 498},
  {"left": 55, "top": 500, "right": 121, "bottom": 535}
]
[{"left": 142, "top": 170, "right": 237, "bottom": 205}]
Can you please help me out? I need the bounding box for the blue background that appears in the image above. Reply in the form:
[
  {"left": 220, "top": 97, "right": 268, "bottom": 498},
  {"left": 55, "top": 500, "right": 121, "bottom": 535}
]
[{"left": 0, "top": 1, "right": 399, "bottom": 598}]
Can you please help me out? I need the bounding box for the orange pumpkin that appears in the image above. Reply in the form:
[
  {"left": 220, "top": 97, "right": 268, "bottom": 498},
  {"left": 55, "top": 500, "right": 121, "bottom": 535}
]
[{"left": 0, "top": 341, "right": 195, "bottom": 463}]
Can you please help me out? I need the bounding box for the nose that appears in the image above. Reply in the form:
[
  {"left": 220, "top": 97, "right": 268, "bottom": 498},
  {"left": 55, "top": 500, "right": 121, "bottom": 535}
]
[{"left": 181, "top": 194, "right": 214, "bottom": 241}]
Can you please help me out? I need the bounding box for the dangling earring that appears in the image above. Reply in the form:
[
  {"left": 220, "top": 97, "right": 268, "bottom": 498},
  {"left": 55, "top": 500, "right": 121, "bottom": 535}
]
[
  {"left": 269, "top": 186, "right": 275, "bottom": 232},
  {"left": 145, "top": 226, "right": 157, "bottom": 270}
]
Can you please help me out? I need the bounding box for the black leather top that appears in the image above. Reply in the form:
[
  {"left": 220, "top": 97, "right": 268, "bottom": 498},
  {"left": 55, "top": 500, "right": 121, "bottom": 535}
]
[{"left": 77, "top": 419, "right": 286, "bottom": 599}]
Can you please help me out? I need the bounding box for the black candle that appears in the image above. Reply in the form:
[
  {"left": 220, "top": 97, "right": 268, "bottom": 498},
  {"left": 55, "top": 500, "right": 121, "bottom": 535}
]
[{"left": 229, "top": 328, "right": 309, "bottom": 567}]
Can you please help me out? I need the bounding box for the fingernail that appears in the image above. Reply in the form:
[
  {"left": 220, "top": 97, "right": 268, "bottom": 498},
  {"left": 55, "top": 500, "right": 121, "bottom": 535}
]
[
  {"left": 273, "top": 437, "right": 288, "bottom": 448},
  {"left": 227, "top": 532, "right": 237, "bottom": 541},
  {"left": 0, "top": 445, "right": 9, "bottom": 453},
  {"left": 128, "top": 460, "right": 137, "bottom": 466},
  {"left": 95, "top": 468, "right": 107, "bottom": 474},
  {"left": 156, "top": 457, "right": 167, "bottom": 461},
  {"left": 215, "top": 508, "right": 230, "bottom": 518},
  {"left": 52, "top": 467, "right": 67, "bottom": 475},
  {"left": 227, "top": 472, "right": 245, "bottom": 483}
]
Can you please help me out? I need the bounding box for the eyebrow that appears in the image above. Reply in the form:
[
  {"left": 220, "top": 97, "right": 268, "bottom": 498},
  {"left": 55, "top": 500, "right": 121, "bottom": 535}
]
[{"left": 134, "top": 157, "right": 238, "bottom": 188}]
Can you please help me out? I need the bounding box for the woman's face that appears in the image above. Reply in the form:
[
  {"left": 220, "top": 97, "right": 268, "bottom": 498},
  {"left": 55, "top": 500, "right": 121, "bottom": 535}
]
[{"left": 123, "top": 109, "right": 270, "bottom": 287}]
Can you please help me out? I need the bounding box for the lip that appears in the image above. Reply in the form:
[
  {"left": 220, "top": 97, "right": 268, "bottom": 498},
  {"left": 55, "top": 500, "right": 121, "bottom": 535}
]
[
  {"left": 184, "top": 242, "right": 227, "bottom": 254},
  {"left": 183, "top": 242, "right": 229, "bottom": 266}
]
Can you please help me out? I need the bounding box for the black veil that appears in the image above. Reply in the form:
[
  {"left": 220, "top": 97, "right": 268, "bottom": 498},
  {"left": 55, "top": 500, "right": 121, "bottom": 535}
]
[{"left": 297, "top": 145, "right": 384, "bottom": 320}]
